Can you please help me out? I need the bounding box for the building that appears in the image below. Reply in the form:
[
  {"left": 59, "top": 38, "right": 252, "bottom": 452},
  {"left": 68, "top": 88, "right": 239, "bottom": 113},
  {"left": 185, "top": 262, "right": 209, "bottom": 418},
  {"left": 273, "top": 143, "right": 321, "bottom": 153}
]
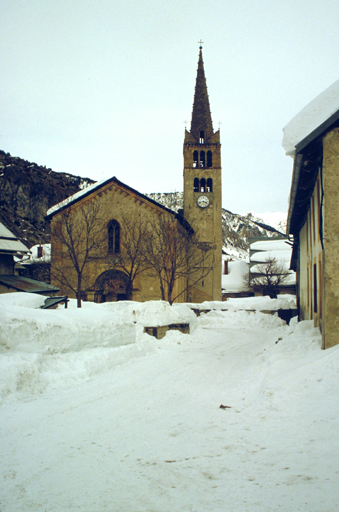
[
  {"left": 283, "top": 79, "right": 339, "bottom": 349},
  {"left": 47, "top": 47, "right": 222, "bottom": 304},
  {"left": 0, "top": 222, "right": 58, "bottom": 296},
  {"left": 249, "top": 237, "right": 296, "bottom": 297}
]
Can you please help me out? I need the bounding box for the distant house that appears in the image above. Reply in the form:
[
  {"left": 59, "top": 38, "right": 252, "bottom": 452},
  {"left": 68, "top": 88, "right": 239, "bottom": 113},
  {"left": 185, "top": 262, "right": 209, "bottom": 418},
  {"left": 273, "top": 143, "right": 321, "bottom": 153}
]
[
  {"left": 16, "top": 243, "right": 51, "bottom": 284},
  {"left": 221, "top": 251, "right": 252, "bottom": 299},
  {"left": 0, "top": 222, "right": 30, "bottom": 274},
  {"left": 249, "top": 237, "right": 296, "bottom": 297},
  {"left": 283, "top": 79, "right": 339, "bottom": 349},
  {"left": 0, "top": 222, "right": 58, "bottom": 296}
]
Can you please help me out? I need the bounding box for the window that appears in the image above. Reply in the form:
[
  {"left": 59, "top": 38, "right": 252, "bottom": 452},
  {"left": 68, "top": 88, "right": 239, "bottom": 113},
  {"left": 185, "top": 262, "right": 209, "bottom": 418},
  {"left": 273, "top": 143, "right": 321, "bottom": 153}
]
[
  {"left": 199, "top": 131, "right": 205, "bottom": 144},
  {"left": 200, "top": 151, "right": 205, "bottom": 168},
  {"left": 207, "top": 178, "right": 213, "bottom": 192},
  {"left": 207, "top": 150, "right": 212, "bottom": 167},
  {"left": 200, "top": 178, "right": 206, "bottom": 192},
  {"left": 194, "top": 177, "right": 199, "bottom": 192},
  {"left": 193, "top": 150, "right": 198, "bottom": 168},
  {"left": 37, "top": 246, "right": 43, "bottom": 258},
  {"left": 108, "top": 220, "right": 120, "bottom": 253},
  {"left": 313, "top": 263, "right": 317, "bottom": 314}
]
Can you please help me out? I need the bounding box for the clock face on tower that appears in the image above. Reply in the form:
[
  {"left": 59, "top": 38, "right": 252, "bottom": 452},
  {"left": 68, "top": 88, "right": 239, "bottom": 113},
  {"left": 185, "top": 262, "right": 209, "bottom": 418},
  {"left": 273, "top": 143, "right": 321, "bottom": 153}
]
[{"left": 197, "top": 195, "right": 210, "bottom": 208}]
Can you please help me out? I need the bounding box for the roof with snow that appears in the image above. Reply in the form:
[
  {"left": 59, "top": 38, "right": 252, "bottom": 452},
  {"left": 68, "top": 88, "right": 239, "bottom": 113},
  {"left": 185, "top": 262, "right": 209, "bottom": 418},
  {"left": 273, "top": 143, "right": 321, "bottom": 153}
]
[
  {"left": 46, "top": 176, "right": 193, "bottom": 233},
  {"left": 0, "top": 222, "right": 29, "bottom": 255},
  {"left": 283, "top": 79, "right": 339, "bottom": 156},
  {"left": 284, "top": 80, "right": 339, "bottom": 237}
]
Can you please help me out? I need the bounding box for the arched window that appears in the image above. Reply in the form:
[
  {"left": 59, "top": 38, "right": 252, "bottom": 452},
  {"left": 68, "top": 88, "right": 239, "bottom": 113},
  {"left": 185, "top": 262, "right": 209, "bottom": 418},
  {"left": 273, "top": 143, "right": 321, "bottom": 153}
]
[
  {"left": 200, "top": 151, "right": 205, "bottom": 168},
  {"left": 207, "top": 150, "right": 212, "bottom": 168},
  {"left": 199, "top": 130, "right": 205, "bottom": 144},
  {"left": 108, "top": 219, "right": 120, "bottom": 254},
  {"left": 194, "top": 177, "right": 199, "bottom": 192},
  {"left": 193, "top": 150, "right": 198, "bottom": 168},
  {"left": 207, "top": 178, "right": 213, "bottom": 192},
  {"left": 200, "top": 178, "right": 206, "bottom": 192}
]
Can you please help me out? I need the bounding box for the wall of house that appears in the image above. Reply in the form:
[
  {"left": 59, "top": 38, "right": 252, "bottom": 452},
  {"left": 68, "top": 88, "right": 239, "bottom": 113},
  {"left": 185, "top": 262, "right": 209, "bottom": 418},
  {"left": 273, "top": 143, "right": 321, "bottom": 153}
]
[
  {"left": 298, "top": 172, "right": 323, "bottom": 331},
  {"left": 50, "top": 182, "right": 189, "bottom": 304},
  {"left": 322, "top": 128, "right": 339, "bottom": 348}
]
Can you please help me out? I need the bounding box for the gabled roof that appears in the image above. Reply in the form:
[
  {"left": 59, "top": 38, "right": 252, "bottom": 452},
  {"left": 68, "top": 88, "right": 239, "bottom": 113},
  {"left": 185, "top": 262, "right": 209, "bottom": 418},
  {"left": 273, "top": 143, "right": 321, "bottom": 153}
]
[
  {"left": 46, "top": 176, "right": 194, "bottom": 233},
  {"left": 0, "top": 222, "right": 29, "bottom": 255}
]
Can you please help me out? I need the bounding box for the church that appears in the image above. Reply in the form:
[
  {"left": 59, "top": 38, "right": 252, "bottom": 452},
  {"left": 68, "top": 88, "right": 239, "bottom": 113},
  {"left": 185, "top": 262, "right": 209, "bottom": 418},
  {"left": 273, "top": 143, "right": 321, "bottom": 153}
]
[{"left": 47, "top": 47, "right": 223, "bottom": 304}]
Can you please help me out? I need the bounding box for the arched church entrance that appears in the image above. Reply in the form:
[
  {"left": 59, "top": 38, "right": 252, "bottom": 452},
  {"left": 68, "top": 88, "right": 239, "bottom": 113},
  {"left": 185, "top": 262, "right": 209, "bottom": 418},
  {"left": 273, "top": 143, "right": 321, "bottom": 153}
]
[{"left": 94, "top": 269, "right": 130, "bottom": 303}]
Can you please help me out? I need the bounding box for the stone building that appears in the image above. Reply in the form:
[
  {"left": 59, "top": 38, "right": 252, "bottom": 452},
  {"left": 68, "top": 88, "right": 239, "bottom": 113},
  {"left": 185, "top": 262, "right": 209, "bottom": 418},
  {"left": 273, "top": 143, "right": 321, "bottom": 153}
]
[
  {"left": 283, "top": 79, "right": 339, "bottom": 349},
  {"left": 47, "top": 47, "right": 222, "bottom": 304}
]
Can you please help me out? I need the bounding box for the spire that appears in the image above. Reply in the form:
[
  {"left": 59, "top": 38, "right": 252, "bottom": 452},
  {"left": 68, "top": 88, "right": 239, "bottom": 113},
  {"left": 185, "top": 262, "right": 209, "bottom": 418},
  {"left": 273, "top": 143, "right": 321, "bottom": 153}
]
[{"left": 190, "top": 46, "right": 214, "bottom": 142}]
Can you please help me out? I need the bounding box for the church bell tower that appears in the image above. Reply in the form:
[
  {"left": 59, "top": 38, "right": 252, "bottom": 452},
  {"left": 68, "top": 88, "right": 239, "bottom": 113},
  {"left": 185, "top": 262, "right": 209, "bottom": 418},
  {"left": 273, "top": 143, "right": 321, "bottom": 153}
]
[{"left": 183, "top": 45, "right": 222, "bottom": 302}]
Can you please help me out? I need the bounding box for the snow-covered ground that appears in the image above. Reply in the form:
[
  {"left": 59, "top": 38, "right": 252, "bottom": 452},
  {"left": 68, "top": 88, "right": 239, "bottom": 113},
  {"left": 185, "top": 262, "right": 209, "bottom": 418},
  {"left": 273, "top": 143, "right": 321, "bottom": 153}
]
[{"left": 1, "top": 293, "right": 339, "bottom": 512}]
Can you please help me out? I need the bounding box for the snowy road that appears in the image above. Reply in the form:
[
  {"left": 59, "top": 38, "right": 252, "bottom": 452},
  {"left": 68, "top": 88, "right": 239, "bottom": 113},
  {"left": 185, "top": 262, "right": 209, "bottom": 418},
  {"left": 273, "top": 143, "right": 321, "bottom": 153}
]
[{"left": 1, "top": 298, "right": 339, "bottom": 511}]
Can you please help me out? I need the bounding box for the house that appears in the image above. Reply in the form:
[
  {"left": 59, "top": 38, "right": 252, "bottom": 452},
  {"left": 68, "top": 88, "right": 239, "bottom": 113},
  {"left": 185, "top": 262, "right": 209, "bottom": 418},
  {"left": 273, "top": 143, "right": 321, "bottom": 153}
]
[
  {"left": 283, "top": 79, "right": 339, "bottom": 349},
  {"left": 249, "top": 237, "right": 296, "bottom": 297},
  {"left": 15, "top": 243, "right": 51, "bottom": 283},
  {"left": 0, "top": 221, "right": 29, "bottom": 274},
  {"left": 0, "top": 222, "right": 58, "bottom": 296},
  {"left": 46, "top": 47, "right": 222, "bottom": 304}
]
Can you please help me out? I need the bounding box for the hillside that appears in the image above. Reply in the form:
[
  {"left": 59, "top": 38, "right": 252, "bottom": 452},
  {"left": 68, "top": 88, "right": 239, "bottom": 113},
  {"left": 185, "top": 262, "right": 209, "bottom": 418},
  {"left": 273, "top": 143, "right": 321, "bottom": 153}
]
[
  {"left": 0, "top": 151, "right": 285, "bottom": 255},
  {"left": 147, "top": 192, "right": 286, "bottom": 258},
  {"left": 0, "top": 150, "right": 94, "bottom": 246}
]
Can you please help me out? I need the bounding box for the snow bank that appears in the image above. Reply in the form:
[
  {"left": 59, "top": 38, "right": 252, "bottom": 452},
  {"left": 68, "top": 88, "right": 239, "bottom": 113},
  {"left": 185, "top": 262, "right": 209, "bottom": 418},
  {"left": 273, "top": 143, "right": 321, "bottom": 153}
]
[
  {"left": 189, "top": 294, "right": 296, "bottom": 311},
  {"left": 0, "top": 294, "right": 197, "bottom": 402}
]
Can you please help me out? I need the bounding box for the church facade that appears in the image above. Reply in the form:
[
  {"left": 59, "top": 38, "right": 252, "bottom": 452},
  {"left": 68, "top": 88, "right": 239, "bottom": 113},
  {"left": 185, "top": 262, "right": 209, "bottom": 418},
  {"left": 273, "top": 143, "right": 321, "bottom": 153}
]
[{"left": 47, "top": 48, "right": 222, "bottom": 303}]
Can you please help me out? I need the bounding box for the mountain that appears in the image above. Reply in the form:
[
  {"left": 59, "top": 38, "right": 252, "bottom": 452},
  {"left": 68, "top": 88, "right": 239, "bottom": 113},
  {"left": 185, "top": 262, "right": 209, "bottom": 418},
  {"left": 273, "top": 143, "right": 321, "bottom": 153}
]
[
  {"left": 0, "top": 150, "right": 94, "bottom": 246},
  {"left": 147, "top": 193, "right": 286, "bottom": 259},
  {"left": 0, "top": 151, "right": 285, "bottom": 256}
]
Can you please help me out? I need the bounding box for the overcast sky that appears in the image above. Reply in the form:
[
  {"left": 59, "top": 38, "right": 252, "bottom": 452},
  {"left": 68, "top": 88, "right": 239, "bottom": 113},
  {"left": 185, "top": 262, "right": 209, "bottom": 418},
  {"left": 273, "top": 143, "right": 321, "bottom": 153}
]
[{"left": 2, "top": 0, "right": 339, "bottom": 215}]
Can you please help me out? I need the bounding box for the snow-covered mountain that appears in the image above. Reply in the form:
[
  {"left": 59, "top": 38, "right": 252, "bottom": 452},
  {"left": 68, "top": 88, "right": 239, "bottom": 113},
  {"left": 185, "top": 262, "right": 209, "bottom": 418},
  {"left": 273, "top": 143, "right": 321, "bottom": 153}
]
[{"left": 147, "top": 192, "right": 286, "bottom": 260}]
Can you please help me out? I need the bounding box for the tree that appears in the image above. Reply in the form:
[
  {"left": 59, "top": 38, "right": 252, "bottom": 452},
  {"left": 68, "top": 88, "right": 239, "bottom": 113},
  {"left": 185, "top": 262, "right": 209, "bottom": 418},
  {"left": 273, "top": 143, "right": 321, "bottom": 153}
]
[
  {"left": 249, "top": 256, "right": 291, "bottom": 299},
  {"left": 50, "top": 198, "right": 108, "bottom": 307},
  {"left": 106, "top": 213, "right": 151, "bottom": 298},
  {"left": 143, "top": 213, "right": 214, "bottom": 304}
]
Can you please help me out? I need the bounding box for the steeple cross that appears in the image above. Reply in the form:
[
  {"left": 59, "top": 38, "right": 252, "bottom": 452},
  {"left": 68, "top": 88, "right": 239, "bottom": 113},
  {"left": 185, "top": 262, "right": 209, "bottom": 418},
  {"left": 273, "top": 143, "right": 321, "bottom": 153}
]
[{"left": 198, "top": 39, "right": 204, "bottom": 48}]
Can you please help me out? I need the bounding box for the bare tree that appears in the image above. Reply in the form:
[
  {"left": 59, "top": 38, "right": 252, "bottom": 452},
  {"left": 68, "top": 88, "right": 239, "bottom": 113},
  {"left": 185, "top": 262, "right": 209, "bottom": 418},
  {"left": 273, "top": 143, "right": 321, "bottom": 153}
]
[
  {"left": 50, "top": 198, "right": 107, "bottom": 307},
  {"left": 144, "top": 214, "right": 214, "bottom": 304},
  {"left": 249, "top": 256, "right": 291, "bottom": 298},
  {"left": 106, "top": 213, "right": 151, "bottom": 298}
]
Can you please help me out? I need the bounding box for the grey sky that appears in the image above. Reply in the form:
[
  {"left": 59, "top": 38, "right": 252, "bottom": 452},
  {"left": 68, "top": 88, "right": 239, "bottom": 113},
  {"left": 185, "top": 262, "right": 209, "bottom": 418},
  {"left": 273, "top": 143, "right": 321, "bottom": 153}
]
[{"left": 2, "top": 0, "right": 339, "bottom": 214}]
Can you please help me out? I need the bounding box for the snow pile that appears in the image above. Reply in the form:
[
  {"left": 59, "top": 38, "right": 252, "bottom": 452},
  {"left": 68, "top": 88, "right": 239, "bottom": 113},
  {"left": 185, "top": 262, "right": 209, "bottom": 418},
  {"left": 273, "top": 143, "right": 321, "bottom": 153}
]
[
  {"left": 3, "top": 294, "right": 339, "bottom": 512},
  {"left": 283, "top": 79, "right": 339, "bottom": 155},
  {"left": 189, "top": 294, "right": 296, "bottom": 311},
  {"left": 0, "top": 294, "right": 197, "bottom": 402}
]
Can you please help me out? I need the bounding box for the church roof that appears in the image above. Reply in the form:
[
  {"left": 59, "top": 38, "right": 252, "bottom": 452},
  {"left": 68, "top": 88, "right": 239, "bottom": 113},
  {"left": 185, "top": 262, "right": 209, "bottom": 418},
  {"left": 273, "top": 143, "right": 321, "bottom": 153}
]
[
  {"left": 190, "top": 47, "right": 214, "bottom": 142},
  {"left": 46, "top": 176, "right": 194, "bottom": 233}
]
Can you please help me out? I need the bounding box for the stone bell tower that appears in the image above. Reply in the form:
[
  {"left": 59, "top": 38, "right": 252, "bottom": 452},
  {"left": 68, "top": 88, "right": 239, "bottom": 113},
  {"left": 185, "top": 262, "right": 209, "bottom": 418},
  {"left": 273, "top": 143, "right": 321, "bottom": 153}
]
[{"left": 183, "top": 45, "right": 222, "bottom": 302}]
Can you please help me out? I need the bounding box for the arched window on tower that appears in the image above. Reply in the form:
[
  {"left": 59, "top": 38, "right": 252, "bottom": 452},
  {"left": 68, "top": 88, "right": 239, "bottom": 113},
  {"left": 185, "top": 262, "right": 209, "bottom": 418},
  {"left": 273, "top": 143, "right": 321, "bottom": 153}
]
[
  {"left": 200, "top": 178, "right": 206, "bottom": 192},
  {"left": 200, "top": 151, "right": 205, "bottom": 168},
  {"left": 194, "top": 177, "right": 199, "bottom": 192},
  {"left": 207, "top": 150, "right": 212, "bottom": 168},
  {"left": 207, "top": 178, "right": 213, "bottom": 192},
  {"left": 193, "top": 150, "right": 198, "bottom": 168},
  {"left": 199, "top": 131, "right": 205, "bottom": 144},
  {"left": 108, "top": 219, "right": 120, "bottom": 254}
]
